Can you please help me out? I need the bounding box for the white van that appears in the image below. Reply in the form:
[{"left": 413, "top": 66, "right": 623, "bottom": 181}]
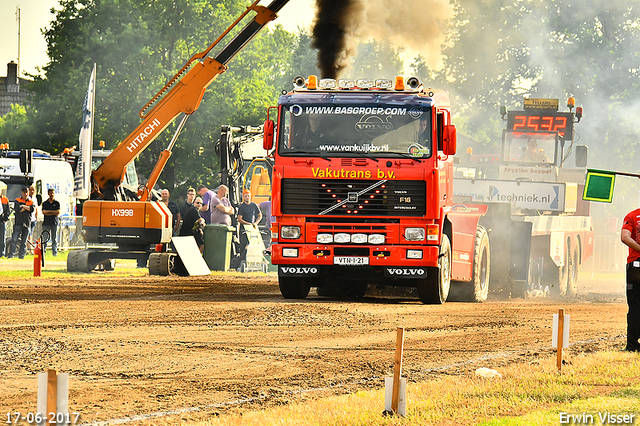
[{"left": 0, "top": 149, "right": 76, "bottom": 248}]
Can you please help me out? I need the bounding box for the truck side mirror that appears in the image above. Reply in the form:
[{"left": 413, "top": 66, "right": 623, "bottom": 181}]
[
  {"left": 263, "top": 120, "right": 274, "bottom": 151},
  {"left": 575, "top": 145, "right": 588, "bottom": 168},
  {"left": 443, "top": 125, "right": 457, "bottom": 156}
]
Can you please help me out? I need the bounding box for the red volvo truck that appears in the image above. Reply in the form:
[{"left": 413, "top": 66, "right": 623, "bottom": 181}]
[{"left": 264, "top": 76, "right": 491, "bottom": 304}]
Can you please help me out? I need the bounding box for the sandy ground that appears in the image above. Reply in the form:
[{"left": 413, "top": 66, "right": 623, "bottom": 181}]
[{"left": 0, "top": 257, "right": 629, "bottom": 425}]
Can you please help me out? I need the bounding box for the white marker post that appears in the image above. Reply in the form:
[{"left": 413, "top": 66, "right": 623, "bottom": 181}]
[
  {"left": 36, "top": 370, "right": 68, "bottom": 426},
  {"left": 552, "top": 309, "right": 570, "bottom": 372},
  {"left": 384, "top": 328, "right": 406, "bottom": 416}
]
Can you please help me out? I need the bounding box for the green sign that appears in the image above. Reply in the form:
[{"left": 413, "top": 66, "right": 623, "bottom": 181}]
[{"left": 583, "top": 170, "right": 616, "bottom": 203}]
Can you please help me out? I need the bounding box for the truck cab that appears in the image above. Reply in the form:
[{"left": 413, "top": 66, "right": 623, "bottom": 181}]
[{"left": 267, "top": 76, "right": 488, "bottom": 304}]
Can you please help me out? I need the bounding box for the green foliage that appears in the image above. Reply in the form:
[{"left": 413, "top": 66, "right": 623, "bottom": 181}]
[
  {"left": 0, "top": 105, "right": 40, "bottom": 148},
  {"left": 440, "top": 0, "right": 640, "bottom": 166}
]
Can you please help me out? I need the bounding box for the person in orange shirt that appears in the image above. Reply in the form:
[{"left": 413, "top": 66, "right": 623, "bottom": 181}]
[
  {"left": 0, "top": 186, "right": 10, "bottom": 257},
  {"left": 7, "top": 187, "right": 33, "bottom": 259}
]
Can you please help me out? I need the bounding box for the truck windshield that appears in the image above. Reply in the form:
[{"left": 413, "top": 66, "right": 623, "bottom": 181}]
[
  {"left": 503, "top": 130, "right": 557, "bottom": 165},
  {"left": 278, "top": 104, "right": 432, "bottom": 159}
]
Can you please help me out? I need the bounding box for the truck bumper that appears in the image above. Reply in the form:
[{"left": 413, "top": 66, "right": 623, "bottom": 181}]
[{"left": 271, "top": 243, "right": 439, "bottom": 270}]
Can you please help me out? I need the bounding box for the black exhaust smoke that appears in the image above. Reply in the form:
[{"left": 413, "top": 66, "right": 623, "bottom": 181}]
[
  {"left": 311, "top": 0, "right": 453, "bottom": 79},
  {"left": 312, "top": 0, "right": 362, "bottom": 79}
]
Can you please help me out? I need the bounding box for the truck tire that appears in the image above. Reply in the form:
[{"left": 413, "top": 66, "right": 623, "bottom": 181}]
[
  {"left": 450, "top": 226, "right": 490, "bottom": 302},
  {"left": 417, "top": 234, "right": 451, "bottom": 304},
  {"left": 279, "top": 277, "right": 310, "bottom": 299}
]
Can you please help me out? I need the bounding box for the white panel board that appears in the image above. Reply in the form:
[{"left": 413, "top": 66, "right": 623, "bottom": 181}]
[
  {"left": 171, "top": 236, "right": 211, "bottom": 276},
  {"left": 384, "top": 376, "right": 407, "bottom": 416},
  {"left": 552, "top": 313, "right": 570, "bottom": 348}
]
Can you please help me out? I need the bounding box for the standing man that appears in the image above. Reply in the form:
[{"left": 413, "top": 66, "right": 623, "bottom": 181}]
[
  {"left": 237, "top": 189, "right": 262, "bottom": 262},
  {"left": 41, "top": 188, "right": 60, "bottom": 256},
  {"left": 210, "top": 185, "right": 234, "bottom": 226},
  {"left": 0, "top": 186, "right": 10, "bottom": 257},
  {"left": 621, "top": 208, "right": 640, "bottom": 352},
  {"left": 7, "top": 187, "right": 33, "bottom": 259},
  {"left": 179, "top": 195, "right": 205, "bottom": 253},
  {"left": 161, "top": 188, "right": 180, "bottom": 235},
  {"left": 197, "top": 184, "right": 215, "bottom": 224},
  {"left": 178, "top": 187, "right": 196, "bottom": 230}
]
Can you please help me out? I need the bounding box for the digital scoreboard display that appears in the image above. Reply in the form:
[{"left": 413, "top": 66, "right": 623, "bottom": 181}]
[{"left": 507, "top": 111, "right": 574, "bottom": 140}]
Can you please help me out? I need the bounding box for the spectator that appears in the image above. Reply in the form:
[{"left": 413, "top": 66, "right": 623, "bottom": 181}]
[
  {"left": 161, "top": 188, "right": 180, "bottom": 235},
  {"left": 210, "top": 184, "right": 234, "bottom": 226},
  {"left": 197, "top": 184, "right": 215, "bottom": 224},
  {"left": 237, "top": 189, "right": 262, "bottom": 262},
  {"left": 41, "top": 188, "right": 60, "bottom": 256},
  {"left": 0, "top": 186, "right": 10, "bottom": 257},
  {"left": 7, "top": 187, "right": 33, "bottom": 259},
  {"left": 178, "top": 187, "right": 196, "bottom": 229},
  {"left": 179, "top": 195, "right": 205, "bottom": 253}
]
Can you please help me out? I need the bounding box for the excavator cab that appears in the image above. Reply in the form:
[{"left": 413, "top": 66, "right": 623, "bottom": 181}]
[{"left": 244, "top": 159, "right": 272, "bottom": 204}]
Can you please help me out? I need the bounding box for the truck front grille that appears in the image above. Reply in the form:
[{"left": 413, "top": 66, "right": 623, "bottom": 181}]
[{"left": 281, "top": 179, "right": 426, "bottom": 217}]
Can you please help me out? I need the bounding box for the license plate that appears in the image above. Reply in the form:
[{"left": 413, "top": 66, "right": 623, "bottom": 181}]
[{"left": 334, "top": 256, "right": 369, "bottom": 266}]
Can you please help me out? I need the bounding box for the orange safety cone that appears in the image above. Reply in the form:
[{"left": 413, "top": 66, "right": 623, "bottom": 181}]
[{"left": 33, "top": 239, "right": 42, "bottom": 277}]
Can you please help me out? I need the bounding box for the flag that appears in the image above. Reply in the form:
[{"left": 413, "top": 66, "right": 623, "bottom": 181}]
[{"left": 74, "top": 64, "right": 96, "bottom": 199}]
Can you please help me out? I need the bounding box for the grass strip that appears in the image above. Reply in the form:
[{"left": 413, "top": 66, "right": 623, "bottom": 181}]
[{"left": 198, "top": 350, "right": 640, "bottom": 426}]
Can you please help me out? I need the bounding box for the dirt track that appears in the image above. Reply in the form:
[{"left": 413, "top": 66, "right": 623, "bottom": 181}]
[{"left": 0, "top": 262, "right": 629, "bottom": 425}]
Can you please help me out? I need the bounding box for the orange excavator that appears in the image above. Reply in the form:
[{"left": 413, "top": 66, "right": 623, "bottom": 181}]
[{"left": 67, "top": 0, "right": 290, "bottom": 274}]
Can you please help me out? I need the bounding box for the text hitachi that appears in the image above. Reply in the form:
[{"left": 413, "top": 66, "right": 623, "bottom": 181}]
[{"left": 126, "top": 118, "right": 161, "bottom": 153}]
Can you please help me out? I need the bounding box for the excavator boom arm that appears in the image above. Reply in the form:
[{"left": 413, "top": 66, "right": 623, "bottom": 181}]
[{"left": 91, "top": 0, "right": 290, "bottom": 199}]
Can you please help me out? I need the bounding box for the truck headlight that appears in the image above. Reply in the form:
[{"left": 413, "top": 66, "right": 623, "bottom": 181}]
[
  {"left": 282, "top": 248, "right": 298, "bottom": 257},
  {"left": 368, "top": 234, "right": 385, "bottom": 244},
  {"left": 404, "top": 227, "right": 425, "bottom": 241},
  {"left": 281, "top": 226, "right": 301, "bottom": 239},
  {"left": 351, "top": 233, "right": 368, "bottom": 244},
  {"left": 317, "top": 233, "right": 333, "bottom": 244},
  {"left": 334, "top": 233, "right": 350, "bottom": 243}
]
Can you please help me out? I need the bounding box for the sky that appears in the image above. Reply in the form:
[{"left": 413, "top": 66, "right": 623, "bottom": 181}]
[{"left": 0, "top": 0, "right": 315, "bottom": 79}]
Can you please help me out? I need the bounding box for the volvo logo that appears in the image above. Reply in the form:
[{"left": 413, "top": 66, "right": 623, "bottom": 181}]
[
  {"left": 408, "top": 108, "right": 423, "bottom": 119},
  {"left": 386, "top": 268, "right": 426, "bottom": 276},
  {"left": 281, "top": 266, "right": 318, "bottom": 274}
]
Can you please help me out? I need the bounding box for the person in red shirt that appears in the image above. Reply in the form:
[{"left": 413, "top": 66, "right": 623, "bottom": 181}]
[{"left": 620, "top": 208, "right": 640, "bottom": 352}]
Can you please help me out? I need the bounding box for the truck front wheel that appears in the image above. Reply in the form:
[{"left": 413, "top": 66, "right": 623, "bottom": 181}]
[
  {"left": 279, "top": 277, "right": 311, "bottom": 299},
  {"left": 417, "top": 234, "right": 451, "bottom": 304}
]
